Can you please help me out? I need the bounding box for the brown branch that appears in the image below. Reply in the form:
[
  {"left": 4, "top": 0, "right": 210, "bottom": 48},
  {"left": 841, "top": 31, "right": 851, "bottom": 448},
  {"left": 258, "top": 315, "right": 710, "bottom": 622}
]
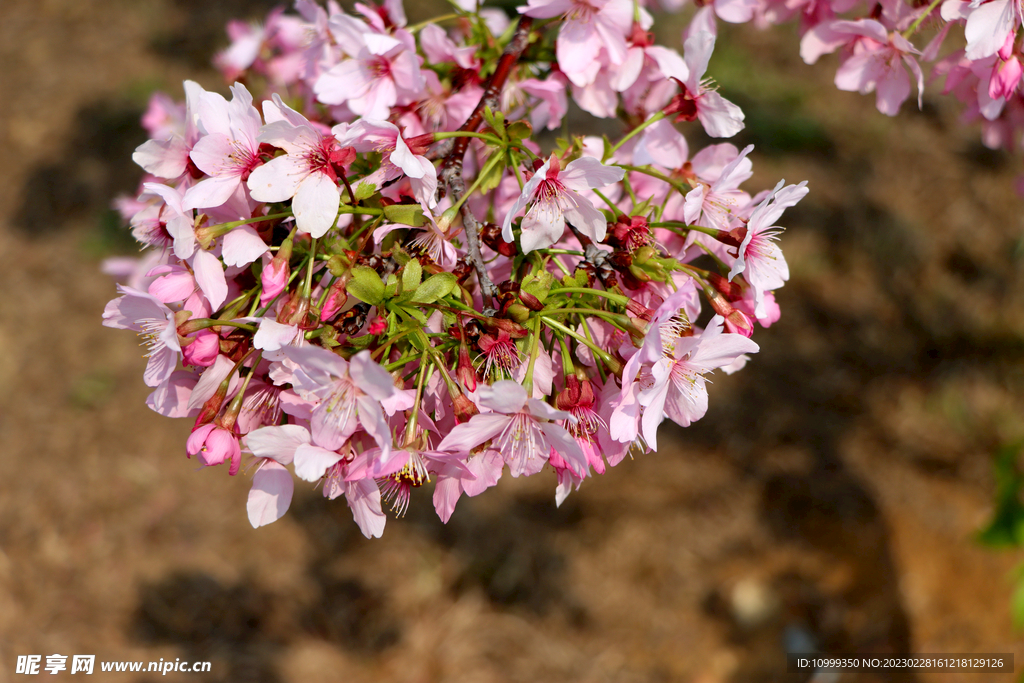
[{"left": 441, "top": 15, "right": 534, "bottom": 303}]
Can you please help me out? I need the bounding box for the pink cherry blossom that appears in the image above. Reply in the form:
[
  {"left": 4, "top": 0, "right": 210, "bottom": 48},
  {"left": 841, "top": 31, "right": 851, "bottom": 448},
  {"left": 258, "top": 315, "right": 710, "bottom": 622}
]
[
  {"left": 183, "top": 82, "right": 264, "bottom": 211},
  {"left": 438, "top": 380, "right": 585, "bottom": 477},
  {"left": 102, "top": 286, "right": 182, "bottom": 387},
  {"left": 654, "top": 32, "right": 746, "bottom": 137},
  {"left": 433, "top": 449, "right": 503, "bottom": 523},
  {"left": 334, "top": 119, "right": 438, "bottom": 209},
  {"left": 638, "top": 315, "right": 760, "bottom": 447},
  {"left": 132, "top": 80, "right": 204, "bottom": 180},
  {"left": 283, "top": 346, "right": 401, "bottom": 456},
  {"left": 728, "top": 180, "right": 809, "bottom": 318},
  {"left": 187, "top": 423, "right": 243, "bottom": 475},
  {"left": 502, "top": 155, "right": 624, "bottom": 252},
  {"left": 313, "top": 14, "right": 424, "bottom": 120},
  {"left": 247, "top": 94, "right": 345, "bottom": 238},
  {"left": 519, "top": 0, "right": 636, "bottom": 87},
  {"left": 801, "top": 19, "right": 924, "bottom": 116},
  {"left": 683, "top": 143, "right": 754, "bottom": 230}
]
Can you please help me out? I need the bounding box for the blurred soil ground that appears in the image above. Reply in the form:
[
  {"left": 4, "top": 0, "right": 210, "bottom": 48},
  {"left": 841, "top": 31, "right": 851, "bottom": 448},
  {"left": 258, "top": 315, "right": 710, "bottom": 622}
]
[{"left": 1, "top": 0, "right": 1023, "bottom": 681}]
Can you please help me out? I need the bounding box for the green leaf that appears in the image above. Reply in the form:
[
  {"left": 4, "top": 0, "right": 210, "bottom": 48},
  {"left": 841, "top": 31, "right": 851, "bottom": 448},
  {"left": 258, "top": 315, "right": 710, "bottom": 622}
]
[
  {"left": 506, "top": 120, "right": 532, "bottom": 142},
  {"left": 327, "top": 255, "right": 348, "bottom": 277},
  {"left": 390, "top": 244, "right": 411, "bottom": 267},
  {"left": 396, "top": 304, "right": 428, "bottom": 326},
  {"left": 354, "top": 181, "right": 377, "bottom": 201},
  {"left": 384, "top": 273, "right": 400, "bottom": 299},
  {"left": 411, "top": 272, "right": 457, "bottom": 303},
  {"left": 383, "top": 203, "right": 426, "bottom": 227},
  {"left": 346, "top": 266, "right": 385, "bottom": 305},
  {"left": 402, "top": 258, "right": 422, "bottom": 294},
  {"left": 477, "top": 157, "right": 506, "bottom": 195},
  {"left": 521, "top": 269, "right": 555, "bottom": 304}
]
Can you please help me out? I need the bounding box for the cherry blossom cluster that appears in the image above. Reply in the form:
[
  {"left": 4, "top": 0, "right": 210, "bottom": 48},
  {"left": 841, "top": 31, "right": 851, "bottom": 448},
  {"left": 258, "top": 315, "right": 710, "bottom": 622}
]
[
  {"left": 651, "top": 0, "right": 1024, "bottom": 157},
  {"left": 103, "top": 0, "right": 807, "bottom": 537}
]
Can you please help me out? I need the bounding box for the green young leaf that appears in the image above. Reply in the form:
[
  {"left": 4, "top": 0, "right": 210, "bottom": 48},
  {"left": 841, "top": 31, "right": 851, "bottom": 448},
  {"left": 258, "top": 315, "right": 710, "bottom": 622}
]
[
  {"left": 384, "top": 273, "right": 400, "bottom": 299},
  {"left": 506, "top": 120, "right": 532, "bottom": 142},
  {"left": 482, "top": 106, "right": 506, "bottom": 141},
  {"left": 477, "top": 157, "right": 506, "bottom": 195},
  {"left": 327, "top": 255, "right": 349, "bottom": 277},
  {"left": 411, "top": 272, "right": 457, "bottom": 303},
  {"left": 402, "top": 258, "right": 422, "bottom": 294},
  {"left": 383, "top": 203, "right": 426, "bottom": 227},
  {"left": 346, "top": 266, "right": 385, "bottom": 305},
  {"left": 521, "top": 269, "right": 555, "bottom": 304},
  {"left": 354, "top": 181, "right": 377, "bottom": 201},
  {"left": 390, "top": 244, "right": 412, "bottom": 267}
]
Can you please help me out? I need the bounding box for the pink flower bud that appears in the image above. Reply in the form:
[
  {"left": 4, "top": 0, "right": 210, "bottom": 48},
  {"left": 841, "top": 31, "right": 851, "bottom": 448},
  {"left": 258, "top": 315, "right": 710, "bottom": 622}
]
[
  {"left": 998, "top": 32, "right": 1016, "bottom": 62},
  {"left": 260, "top": 256, "right": 290, "bottom": 307},
  {"left": 452, "top": 392, "right": 479, "bottom": 424},
  {"left": 990, "top": 57, "right": 1022, "bottom": 101},
  {"left": 181, "top": 329, "right": 219, "bottom": 367},
  {"left": 368, "top": 316, "right": 387, "bottom": 335},
  {"left": 319, "top": 277, "right": 349, "bottom": 322},
  {"left": 457, "top": 345, "right": 477, "bottom": 391},
  {"left": 186, "top": 423, "right": 242, "bottom": 475},
  {"left": 706, "top": 287, "right": 753, "bottom": 337}
]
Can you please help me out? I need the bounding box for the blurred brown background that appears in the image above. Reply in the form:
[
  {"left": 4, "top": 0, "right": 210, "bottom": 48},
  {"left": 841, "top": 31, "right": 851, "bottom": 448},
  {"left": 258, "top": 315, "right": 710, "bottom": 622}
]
[{"left": 1, "top": 0, "right": 1023, "bottom": 681}]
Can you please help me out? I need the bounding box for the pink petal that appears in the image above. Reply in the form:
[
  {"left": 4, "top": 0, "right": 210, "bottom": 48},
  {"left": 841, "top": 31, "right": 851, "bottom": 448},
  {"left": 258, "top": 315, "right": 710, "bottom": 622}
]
[
  {"left": 292, "top": 172, "right": 340, "bottom": 238},
  {"left": 346, "top": 478, "right": 386, "bottom": 538},
  {"left": 133, "top": 137, "right": 188, "bottom": 179},
  {"left": 437, "top": 414, "right": 510, "bottom": 452},
  {"left": 293, "top": 443, "right": 345, "bottom": 481},
  {"left": 315, "top": 58, "right": 374, "bottom": 105},
  {"left": 247, "top": 154, "right": 307, "bottom": 202},
  {"left": 182, "top": 174, "right": 241, "bottom": 211},
  {"left": 696, "top": 92, "right": 745, "bottom": 138},
  {"left": 965, "top": 0, "right": 1013, "bottom": 60},
  {"left": 192, "top": 249, "right": 228, "bottom": 310},
  {"left": 245, "top": 424, "right": 311, "bottom": 465},
  {"left": 146, "top": 370, "right": 199, "bottom": 418},
  {"left": 349, "top": 350, "right": 398, "bottom": 401},
  {"left": 222, "top": 225, "right": 269, "bottom": 267},
  {"left": 475, "top": 380, "right": 528, "bottom": 413},
  {"left": 683, "top": 30, "right": 716, "bottom": 90},
  {"left": 247, "top": 461, "right": 294, "bottom": 528},
  {"left": 557, "top": 20, "right": 603, "bottom": 86}
]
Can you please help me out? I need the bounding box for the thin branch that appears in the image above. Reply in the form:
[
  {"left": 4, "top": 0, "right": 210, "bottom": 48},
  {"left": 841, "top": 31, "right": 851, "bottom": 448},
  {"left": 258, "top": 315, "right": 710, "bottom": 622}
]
[{"left": 440, "top": 15, "right": 534, "bottom": 303}]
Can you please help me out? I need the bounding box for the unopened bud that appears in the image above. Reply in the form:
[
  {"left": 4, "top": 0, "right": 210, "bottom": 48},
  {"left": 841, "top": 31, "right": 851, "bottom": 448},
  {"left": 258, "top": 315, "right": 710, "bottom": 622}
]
[
  {"left": 457, "top": 345, "right": 477, "bottom": 391},
  {"left": 506, "top": 303, "right": 530, "bottom": 323},
  {"left": 627, "top": 264, "right": 652, "bottom": 283},
  {"left": 519, "top": 290, "right": 544, "bottom": 311},
  {"left": 706, "top": 271, "right": 739, "bottom": 300},
  {"left": 320, "top": 277, "right": 349, "bottom": 321},
  {"left": 705, "top": 287, "right": 754, "bottom": 338},
  {"left": 633, "top": 245, "right": 657, "bottom": 265},
  {"left": 436, "top": 206, "right": 460, "bottom": 234},
  {"left": 452, "top": 392, "right": 479, "bottom": 424}
]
